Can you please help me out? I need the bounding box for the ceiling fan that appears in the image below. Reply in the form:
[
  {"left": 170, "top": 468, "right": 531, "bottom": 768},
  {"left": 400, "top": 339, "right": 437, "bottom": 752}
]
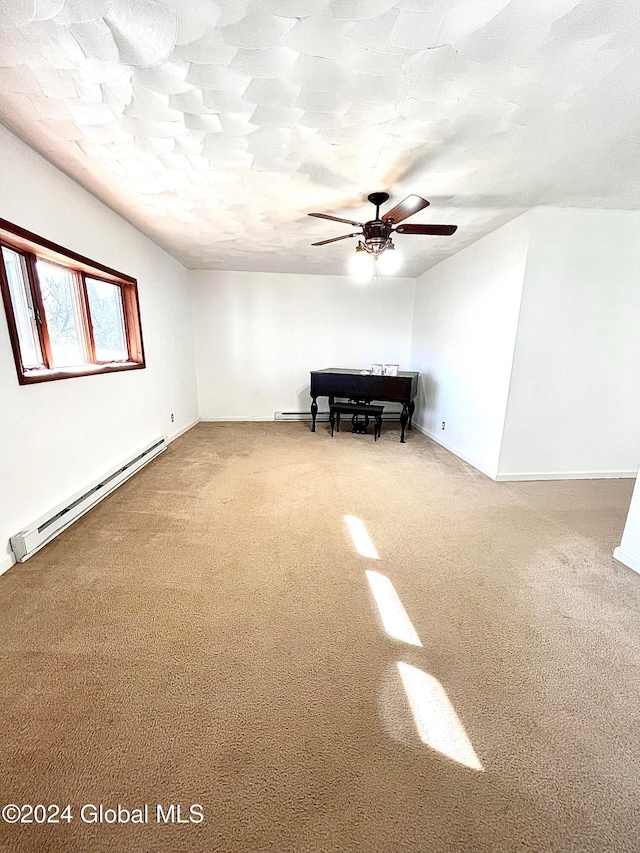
[{"left": 308, "top": 192, "right": 457, "bottom": 279}]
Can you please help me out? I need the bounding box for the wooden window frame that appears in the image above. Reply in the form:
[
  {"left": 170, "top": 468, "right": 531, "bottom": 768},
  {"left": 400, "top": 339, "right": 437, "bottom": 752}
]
[{"left": 0, "top": 217, "right": 145, "bottom": 385}]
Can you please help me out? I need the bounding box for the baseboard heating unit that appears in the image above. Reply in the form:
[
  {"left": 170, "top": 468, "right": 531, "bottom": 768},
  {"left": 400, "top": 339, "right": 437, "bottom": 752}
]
[
  {"left": 274, "top": 410, "right": 403, "bottom": 422},
  {"left": 10, "top": 436, "right": 167, "bottom": 563},
  {"left": 275, "top": 411, "right": 322, "bottom": 421}
]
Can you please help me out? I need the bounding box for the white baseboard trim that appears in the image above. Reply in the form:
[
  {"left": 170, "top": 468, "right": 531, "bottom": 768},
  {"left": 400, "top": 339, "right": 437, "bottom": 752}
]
[
  {"left": 613, "top": 547, "right": 640, "bottom": 575},
  {"left": 0, "top": 551, "right": 16, "bottom": 577},
  {"left": 412, "top": 421, "right": 497, "bottom": 480},
  {"left": 495, "top": 470, "right": 636, "bottom": 482},
  {"left": 168, "top": 417, "right": 200, "bottom": 442}
]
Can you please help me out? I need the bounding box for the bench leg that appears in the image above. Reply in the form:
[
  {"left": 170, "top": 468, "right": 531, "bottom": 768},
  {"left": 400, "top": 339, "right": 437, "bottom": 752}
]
[{"left": 330, "top": 407, "right": 384, "bottom": 439}]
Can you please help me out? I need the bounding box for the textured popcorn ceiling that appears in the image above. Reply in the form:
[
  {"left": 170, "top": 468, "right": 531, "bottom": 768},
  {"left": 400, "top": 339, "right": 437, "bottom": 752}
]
[{"left": 1, "top": 0, "right": 639, "bottom": 276}]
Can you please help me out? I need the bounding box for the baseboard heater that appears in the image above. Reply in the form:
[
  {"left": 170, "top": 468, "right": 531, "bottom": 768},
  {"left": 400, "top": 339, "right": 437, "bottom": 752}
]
[
  {"left": 275, "top": 411, "right": 324, "bottom": 421},
  {"left": 10, "top": 437, "right": 167, "bottom": 563},
  {"left": 274, "top": 410, "right": 403, "bottom": 422}
]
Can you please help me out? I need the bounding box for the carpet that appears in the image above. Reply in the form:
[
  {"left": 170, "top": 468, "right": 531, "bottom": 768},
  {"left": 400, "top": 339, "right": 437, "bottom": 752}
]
[{"left": 0, "top": 422, "right": 637, "bottom": 852}]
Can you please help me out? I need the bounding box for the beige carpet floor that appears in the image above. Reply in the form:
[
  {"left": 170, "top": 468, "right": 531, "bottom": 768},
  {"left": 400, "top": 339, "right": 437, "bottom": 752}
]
[{"left": 0, "top": 422, "right": 638, "bottom": 853}]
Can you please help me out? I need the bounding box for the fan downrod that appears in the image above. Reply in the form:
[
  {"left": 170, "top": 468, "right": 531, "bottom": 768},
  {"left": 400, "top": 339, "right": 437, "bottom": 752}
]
[{"left": 367, "top": 191, "right": 389, "bottom": 219}]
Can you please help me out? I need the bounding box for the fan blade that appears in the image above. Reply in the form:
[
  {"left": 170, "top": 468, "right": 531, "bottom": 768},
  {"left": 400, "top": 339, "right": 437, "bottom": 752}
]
[
  {"left": 312, "top": 232, "right": 360, "bottom": 246},
  {"left": 395, "top": 224, "right": 458, "bottom": 235},
  {"left": 308, "top": 213, "right": 364, "bottom": 227},
  {"left": 382, "top": 194, "right": 430, "bottom": 224}
]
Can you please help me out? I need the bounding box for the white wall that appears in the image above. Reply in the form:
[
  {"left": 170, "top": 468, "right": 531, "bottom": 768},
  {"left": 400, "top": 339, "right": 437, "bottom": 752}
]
[
  {"left": 615, "top": 472, "right": 640, "bottom": 574},
  {"left": 409, "top": 213, "right": 530, "bottom": 478},
  {"left": 0, "top": 124, "right": 199, "bottom": 572},
  {"left": 498, "top": 208, "right": 640, "bottom": 479},
  {"left": 190, "top": 270, "right": 416, "bottom": 420}
]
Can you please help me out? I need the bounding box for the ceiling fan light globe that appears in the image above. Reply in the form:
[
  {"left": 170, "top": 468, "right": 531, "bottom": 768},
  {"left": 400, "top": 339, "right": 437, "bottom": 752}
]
[
  {"left": 349, "top": 246, "right": 374, "bottom": 282},
  {"left": 377, "top": 245, "right": 403, "bottom": 275}
]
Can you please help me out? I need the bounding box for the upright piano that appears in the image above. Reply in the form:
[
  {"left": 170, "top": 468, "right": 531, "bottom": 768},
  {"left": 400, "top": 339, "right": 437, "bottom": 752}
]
[{"left": 310, "top": 368, "right": 419, "bottom": 443}]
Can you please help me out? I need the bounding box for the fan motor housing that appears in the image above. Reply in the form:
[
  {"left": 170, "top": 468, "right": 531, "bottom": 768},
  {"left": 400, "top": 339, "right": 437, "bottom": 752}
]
[{"left": 363, "top": 219, "right": 392, "bottom": 250}]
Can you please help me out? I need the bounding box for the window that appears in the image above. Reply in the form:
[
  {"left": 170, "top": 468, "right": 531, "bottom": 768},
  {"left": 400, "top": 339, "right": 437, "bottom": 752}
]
[{"left": 0, "top": 218, "right": 144, "bottom": 384}]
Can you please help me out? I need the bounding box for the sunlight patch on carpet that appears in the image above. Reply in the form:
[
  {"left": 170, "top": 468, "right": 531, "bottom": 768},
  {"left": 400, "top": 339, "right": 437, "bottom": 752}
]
[
  {"left": 366, "top": 570, "right": 422, "bottom": 646},
  {"left": 344, "top": 514, "right": 379, "bottom": 560},
  {"left": 397, "top": 662, "right": 483, "bottom": 771}
]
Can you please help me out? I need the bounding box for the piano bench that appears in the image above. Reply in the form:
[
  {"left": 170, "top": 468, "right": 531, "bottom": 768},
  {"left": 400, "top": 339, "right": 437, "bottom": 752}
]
[{"left": 329, "top": 403, "right": 384, "bottom": 441}]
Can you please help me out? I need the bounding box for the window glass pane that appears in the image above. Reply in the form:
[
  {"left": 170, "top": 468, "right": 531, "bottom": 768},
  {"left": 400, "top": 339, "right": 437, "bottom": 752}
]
[
  {"left": 1, "top": 247, "right": 44, "bottom": 368},
  {"left": 86, "top": 278, "right": 128, "bottom": 362},
  {"left": 37, "top": 260, "right": 86, "bottom": 368}
]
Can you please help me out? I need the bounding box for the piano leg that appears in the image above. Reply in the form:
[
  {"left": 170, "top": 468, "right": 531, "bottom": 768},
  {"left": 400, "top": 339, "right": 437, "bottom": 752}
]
[
  {"left": 400, "top": 405, "right": 409, "bottom": 443},
  {"left": 311, "top": 397, "right": 318, "bottom": 432},
  {"left": 408, "top": 400, "right": 415, "bottom": 430}
]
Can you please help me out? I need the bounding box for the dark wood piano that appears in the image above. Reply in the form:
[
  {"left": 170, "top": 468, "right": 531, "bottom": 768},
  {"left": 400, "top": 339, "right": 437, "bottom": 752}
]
[{"left": 310, "top": 368, "right": 419, "bottom": 443}]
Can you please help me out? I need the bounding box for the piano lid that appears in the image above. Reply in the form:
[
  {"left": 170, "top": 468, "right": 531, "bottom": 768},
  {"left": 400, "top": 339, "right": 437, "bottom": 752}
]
[{"left": 313, "top": 367, "right": 418, "bottom": 377}]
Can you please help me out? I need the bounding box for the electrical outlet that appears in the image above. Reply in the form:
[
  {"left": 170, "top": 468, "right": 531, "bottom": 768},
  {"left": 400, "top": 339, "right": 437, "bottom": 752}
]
[
  {"left": 171, "top": 413, "right": 174, "bottom": 422},
  {"left": 441, "top": 421, "right": 445, "bottom": 430}
]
